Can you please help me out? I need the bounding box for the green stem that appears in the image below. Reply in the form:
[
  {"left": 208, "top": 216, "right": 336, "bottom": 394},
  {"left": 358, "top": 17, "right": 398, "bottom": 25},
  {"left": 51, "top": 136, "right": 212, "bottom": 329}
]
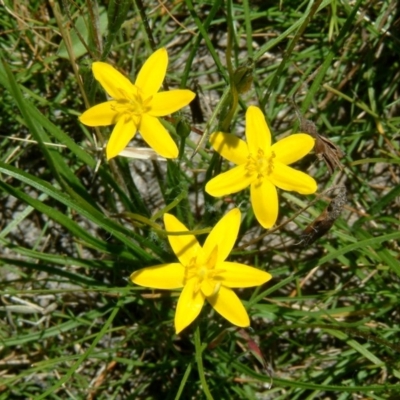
[
  {"left": 181, "top": 0, "right": 223, "bottom": 88},
  {"left": 133, "top": 0, "right": 157, "bottom": 50},
  {"left": 260, "top": 0, "right": 323, "bottom": 108},
  {"left": 194, "top": 325, "right": 214, "bottom": 400},
  {"left": 219, "top": 0, "right": 238, "bottom": 133},
  {"left": 133, "top": 0, "right": 170, "bottom": 92},
  {"left": 174, "top": 363, "right": 192, "bottom": 400},
  {"left": 191, "top": 85, "right": 231, "bottom": 158}
]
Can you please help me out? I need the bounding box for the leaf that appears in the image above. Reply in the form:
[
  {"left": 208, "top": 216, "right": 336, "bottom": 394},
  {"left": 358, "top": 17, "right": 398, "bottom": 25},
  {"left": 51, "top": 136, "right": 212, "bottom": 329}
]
[{"left": 57, "top": 9, "right": 108, "bottom": 59}]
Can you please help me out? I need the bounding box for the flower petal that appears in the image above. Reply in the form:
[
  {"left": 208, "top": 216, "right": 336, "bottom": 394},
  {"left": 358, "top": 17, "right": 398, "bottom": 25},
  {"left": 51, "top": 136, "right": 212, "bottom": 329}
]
[
  {"left": 106, "top": 116, "right": 138, "bottom": 160},
  {"left": 208, "top": 286, "right": 250, "bottom": 327},
  {"left": 203, "top": 208, "right": 240, "bottom": 263},
  {"left": 130, "top": 263, "right": 185, "bottom": 289},
  {"left": 139, "top": 114, "right": 179, "bottom": 158},
  {"left": 250, "top": 179, "right": 279, "bottom": 228},
  {"left": 79, "top": 101, "right": 119, "bottom": 126},
  {"left": 135, "top": 48, "right": 168, "bottom": 99},
  {"left": 272, "top": 134, "right": 315, "bottom": 165},
  {"left": 246, "top": 106, "right": 271, "bottom": 155},
  {"left": 164, "top": 213, "right": 202, "bottom": 266},
  {"left": 200, "top": 279, "right": 216, "bottom": 298},
  {"left": 219, "top": 262, "right": 272, "bottom": 288},
  {"left": 92, "top": 62, "right": 136, "bottom": 100},
  {"left": 175, "top": 278, "right": 205, "bottom": 334},
  {"left": 270, "top": 163, "right": 317, "bottom": 194},
  {"left": 209, "top": 132, "right": 249, "bottom": 165},
  {"left": 205, "top": 164, "right": 254, "bottom": 197},
  {"left": 150, "top": 90, "right": 196, "bottom": 116}
]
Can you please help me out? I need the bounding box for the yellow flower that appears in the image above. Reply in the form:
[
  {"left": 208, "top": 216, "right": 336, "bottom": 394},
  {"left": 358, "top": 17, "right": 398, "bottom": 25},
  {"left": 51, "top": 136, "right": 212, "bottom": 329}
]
[
  {"left": 205, "top": 106, "right": 317, "bottom": 229},
  {"left": 130, "top": 208, "right": 271, "bottom": 334},
  {"left": 79, "top": 48, "right": 195, "bottom": 160}
]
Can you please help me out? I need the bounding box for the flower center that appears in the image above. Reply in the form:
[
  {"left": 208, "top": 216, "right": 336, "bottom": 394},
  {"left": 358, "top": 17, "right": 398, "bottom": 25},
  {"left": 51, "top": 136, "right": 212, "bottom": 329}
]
[
  {"left": 246, "top": 148, "right": 275, "bottom": 180},
  {"left": 112, "top": 86, "right": 152, "bottom": 117},
  {"left": 185, "top": 246, "right": 223, "bottom": 297}
]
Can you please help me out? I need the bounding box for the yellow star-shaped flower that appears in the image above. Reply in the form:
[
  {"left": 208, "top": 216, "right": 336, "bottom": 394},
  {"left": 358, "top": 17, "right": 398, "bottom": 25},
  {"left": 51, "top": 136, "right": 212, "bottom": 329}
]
[
  {"left": 79, "top": 48, "right": 195, "bottom": 160},
  {"left": 130, "top": 208, "right": 271, "bottom": 334},
  {"left": 206, "top": 106, "right": 317, "bottom": 229}
]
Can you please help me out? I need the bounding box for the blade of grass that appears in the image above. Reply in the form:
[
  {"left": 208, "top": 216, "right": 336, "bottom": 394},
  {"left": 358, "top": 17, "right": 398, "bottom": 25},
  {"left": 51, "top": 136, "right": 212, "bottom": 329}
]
[
  {"left": 0, "top": 161, "right": 161, "bottom": 259},
  {"left": 35, "top": 296, "right": 125, "bottom": 400}
]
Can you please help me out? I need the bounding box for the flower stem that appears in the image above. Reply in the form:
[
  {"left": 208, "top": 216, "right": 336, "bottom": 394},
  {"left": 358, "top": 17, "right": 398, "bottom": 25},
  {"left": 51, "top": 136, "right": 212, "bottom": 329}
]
[{"left": 194, "top": 325, "right": 214, "bottom": 400}]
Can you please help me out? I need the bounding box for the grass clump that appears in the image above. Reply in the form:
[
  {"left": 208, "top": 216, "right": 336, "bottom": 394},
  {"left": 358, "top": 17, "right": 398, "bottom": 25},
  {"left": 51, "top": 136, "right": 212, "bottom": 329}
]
[{"left": 0, "top": 0, "right": 399, "bottom": 398}]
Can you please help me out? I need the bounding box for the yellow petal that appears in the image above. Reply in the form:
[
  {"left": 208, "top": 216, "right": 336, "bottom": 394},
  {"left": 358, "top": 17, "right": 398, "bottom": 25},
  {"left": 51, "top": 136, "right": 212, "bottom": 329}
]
[
  {"left": 272, "top": 134, "right": 315, "bottom": 165},
  {"left": 175, "top": 279, "right": 205, "bottom": 334},
  {"left": 106, "top": 116, "right": 138, "bottom": 160},
  {"left": 208, "top": 286, "right": 250, "bottom": 327},
  {"left": 130, "top": 263, "right": 184, "bottom": 289},
  {"left": 164, "top": 213, "right": 202, "bottom": 266},
  {"left": 135, "top": 48, "right": 167, "bottom": 99},
  {"left": 139, "top": 114, "right": 179, "bottom": 158},
  {"left": 203, "top": 208, "right": 240, "bottom": 263},
  {"left": 245, "top": 106, "right": 271, "bottom": 155},
  {"left": 150, "top": 90, "right": 196, "bottom": 116},
  {"left": 219, "top": 262, "right": 272, "bottom": 288},
  {"left": 209, "top": 132, "right": 249, "bottom": 165},
  {"left": 270, "top": 163, "right": 317, "bottom": 194},
  {"left": 200, "top": 279, "right": 216, "bottom": 298},
  {"left": 92, "top": 62, "right": 136, "bottom": 100},
  {"left": 250, "top": 179, "right": 279, "bottom": 229},
  {"left": 79, "top": 101, "right": 119, "bottom": 126},
  {"left": 205, "top": 164, "right": 254, "bottom": 197}
]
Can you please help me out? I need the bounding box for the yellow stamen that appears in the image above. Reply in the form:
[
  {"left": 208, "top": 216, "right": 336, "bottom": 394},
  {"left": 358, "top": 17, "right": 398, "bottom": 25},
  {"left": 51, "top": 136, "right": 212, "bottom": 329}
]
[
  {"left": 111, "top": 86, "right": 152, "bottom": 116},
  {"left": 184, "top": 246, "right": 224, "bottom": 296},
  {"left": 246, "top": 149, "right": 276, "bottom": 179}
]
